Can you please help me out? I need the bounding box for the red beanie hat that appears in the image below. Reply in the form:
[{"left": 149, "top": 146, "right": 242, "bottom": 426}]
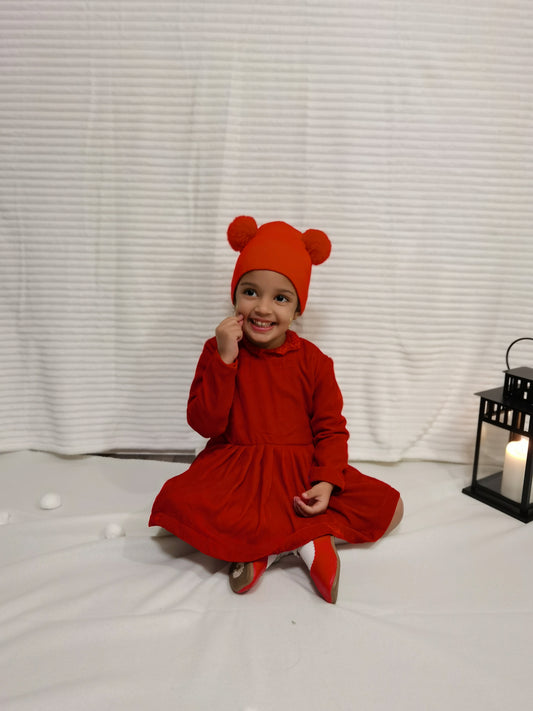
[{"left": 228, "top": 216, "right": 331, "bottom": 314}]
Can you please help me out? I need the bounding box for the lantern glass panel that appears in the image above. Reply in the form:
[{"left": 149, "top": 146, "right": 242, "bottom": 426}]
[
  {"left": 501, "top": 435, "right": 531, "bottom": 503},
  {"left": 478, "top": 422, "right": 508, "bottom": 475},
  {"left": 476, "top": 422, "right": 531, "bottom": 503}
]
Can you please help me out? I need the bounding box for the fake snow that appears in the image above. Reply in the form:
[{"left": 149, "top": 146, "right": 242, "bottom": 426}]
[
  {"left": 39, "top": 492, "right": 62, "bottom": 510},
  {"left": 103, "top": 522, "right": 126, "bottom": 539}
]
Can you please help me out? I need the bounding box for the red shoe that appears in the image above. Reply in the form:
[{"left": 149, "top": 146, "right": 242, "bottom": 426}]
[
  {"left": 308, "top": 536, "right": 340, "bottom": 604},
  {"left": 229, "top": 557, "right": 268, "bottom": 594}
]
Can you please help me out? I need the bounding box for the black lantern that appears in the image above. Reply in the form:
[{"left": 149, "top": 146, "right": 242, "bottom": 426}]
[{"left": 463, "top": 340, "right": 533, "bottom": 523}]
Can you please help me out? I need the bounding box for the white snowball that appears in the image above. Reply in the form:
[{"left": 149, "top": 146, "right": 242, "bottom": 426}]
[
  {"left": 103, "top": 522, "right": 125, "bottom": 539},
  {"left": 39, "top": 492, "right": 62, "bottom": 510}
]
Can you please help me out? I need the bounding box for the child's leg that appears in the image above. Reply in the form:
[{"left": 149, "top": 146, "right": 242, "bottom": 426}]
[
  {"left": 384, "top": 496, "right": 404, "bottom": 536},
  {"left": 229, "top": 553, "right": 282, "bottom": 594},
  {"left": 297, "top": 498, "right": 403, "bottom": 604},
  {"left": 230, "top": 499, "right": 403, "bottom": 599},
  {"left": 297, "top": 536, "right": 340, "bottom": 604}
]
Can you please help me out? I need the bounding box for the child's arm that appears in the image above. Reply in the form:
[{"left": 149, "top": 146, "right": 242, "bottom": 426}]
[
  {"left": 294, "top": 354, "right": 349, "bottom": 516},
  {"left": 186, "top": 336, "right": 238, "bottom": 438},
  {"left": 306, "top": 354, "right": 350, "bottom": 493}
]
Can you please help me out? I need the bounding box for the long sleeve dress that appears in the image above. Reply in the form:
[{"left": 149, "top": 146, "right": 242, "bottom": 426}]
[{"left": 149, "top": 330, "right": 400, "bottom": 562}]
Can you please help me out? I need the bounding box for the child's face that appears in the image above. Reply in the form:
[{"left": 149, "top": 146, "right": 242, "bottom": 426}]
[{"left": 234, "top": 270, "right": 300, "bottom": 350}]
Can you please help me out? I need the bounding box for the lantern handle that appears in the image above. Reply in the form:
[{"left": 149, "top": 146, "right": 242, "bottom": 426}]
[{"left": 505, "top": 337, "right": 533, "bottom": 370}]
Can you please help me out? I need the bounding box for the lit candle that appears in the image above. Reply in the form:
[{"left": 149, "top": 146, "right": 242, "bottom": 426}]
[{"left": 501, "top": 438, "right": 531, "bottom": 502}]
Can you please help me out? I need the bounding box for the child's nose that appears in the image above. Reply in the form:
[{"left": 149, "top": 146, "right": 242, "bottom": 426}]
[{"left": 255, "top": 297, "right": 271, "bottom": 314}]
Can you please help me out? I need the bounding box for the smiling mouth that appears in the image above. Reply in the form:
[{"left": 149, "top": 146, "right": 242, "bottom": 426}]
[{"left": 250, "top": 318, "right": 274, "bottom": 329}]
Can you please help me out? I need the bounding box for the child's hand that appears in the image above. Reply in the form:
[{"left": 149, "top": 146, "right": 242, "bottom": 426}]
[
  {"left": 293, "top": 481, "right": 334, "bottom": 517},
  {"left": 216, "top": 314, "right": 244, "bottom": 364}
]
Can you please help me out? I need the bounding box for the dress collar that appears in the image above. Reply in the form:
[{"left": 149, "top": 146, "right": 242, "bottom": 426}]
[{"left": 241, "top": 329, "right": 301, "bottom": 357}]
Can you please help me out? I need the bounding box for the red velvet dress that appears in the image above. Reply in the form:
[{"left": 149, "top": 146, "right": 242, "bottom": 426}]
[{"left": 149, "top": 331, "right": 400, "bottom": 562}]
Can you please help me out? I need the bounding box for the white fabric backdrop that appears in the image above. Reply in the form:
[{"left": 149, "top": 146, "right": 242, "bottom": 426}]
[{"left": 1, "top": 0, "right": 532, "bottom": 461}]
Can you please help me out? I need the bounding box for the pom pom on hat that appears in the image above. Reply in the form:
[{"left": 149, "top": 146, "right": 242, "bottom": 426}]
[
  {"left": 302, "top": 229, "right": 331, "bottom": 265},
  {"left": 228, "top": 216, "right": 331, "bottom": 314},
  {"left": 228, "top": 215, "right": 258, "bottom": 252}
]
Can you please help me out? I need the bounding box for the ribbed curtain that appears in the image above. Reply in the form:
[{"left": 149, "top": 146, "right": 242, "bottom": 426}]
[{"left": 1, "top": 0, "right": 532, "bottom": 461}]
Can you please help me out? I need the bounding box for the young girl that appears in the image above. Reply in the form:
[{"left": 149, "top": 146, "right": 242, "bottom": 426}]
[{"left": 149, "top": 216, "right": 403, "bottom": 603}]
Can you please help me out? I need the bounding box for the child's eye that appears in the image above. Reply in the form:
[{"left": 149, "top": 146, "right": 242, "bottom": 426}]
[
  {"left": 242, "top": 288, "right": 256, "bottom": 297},
  {"left": 275, "top": 294, "right": 289, "bottom": 303}
]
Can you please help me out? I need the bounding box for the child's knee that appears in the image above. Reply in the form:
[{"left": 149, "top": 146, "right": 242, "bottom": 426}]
[{"left": 386, "top": 496, "right": 404, "bottom": 534}]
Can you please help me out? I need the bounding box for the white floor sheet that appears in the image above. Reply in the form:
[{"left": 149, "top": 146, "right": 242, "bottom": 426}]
[{"left": 0, "top": 451, "right": 530, "bottom": 710}]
